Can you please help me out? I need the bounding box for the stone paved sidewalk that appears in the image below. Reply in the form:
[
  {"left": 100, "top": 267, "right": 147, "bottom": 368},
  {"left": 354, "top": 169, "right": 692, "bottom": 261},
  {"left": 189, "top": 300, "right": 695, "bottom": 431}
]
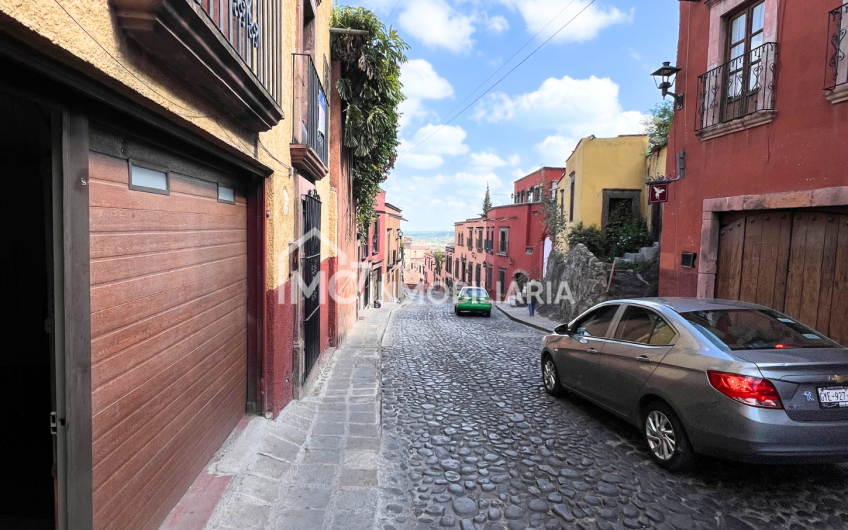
[
  {"left": 493, "top": 302, "right": 560, "bottom": 333},
  {"left": 190, "top": 303, "right": 398, "bottom": 530}
]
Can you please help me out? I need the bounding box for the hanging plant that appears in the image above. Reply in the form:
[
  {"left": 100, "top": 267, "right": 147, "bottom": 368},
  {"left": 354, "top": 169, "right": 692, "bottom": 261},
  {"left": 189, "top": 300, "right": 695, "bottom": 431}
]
[{"left": 331, "top": 6, "right": 408, "bottom": 232}]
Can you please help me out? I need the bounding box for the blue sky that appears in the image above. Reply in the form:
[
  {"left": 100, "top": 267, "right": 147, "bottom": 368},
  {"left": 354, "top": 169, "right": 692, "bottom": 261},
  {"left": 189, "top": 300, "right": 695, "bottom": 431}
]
[{"left": 347, "top": 0, "right": 680, "bottom": 231}]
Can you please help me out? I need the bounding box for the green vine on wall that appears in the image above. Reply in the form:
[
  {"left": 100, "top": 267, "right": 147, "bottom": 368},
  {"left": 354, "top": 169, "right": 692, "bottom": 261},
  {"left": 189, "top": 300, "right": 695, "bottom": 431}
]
[{"left": 331, "top": 6, "right": 408, "bottom": 231}]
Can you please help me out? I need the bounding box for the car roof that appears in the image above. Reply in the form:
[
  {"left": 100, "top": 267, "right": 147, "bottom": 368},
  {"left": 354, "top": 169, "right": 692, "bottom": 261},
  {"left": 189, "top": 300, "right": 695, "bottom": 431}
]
[{"left": 605, "top": 297, "right": 772, "bottom": 314}]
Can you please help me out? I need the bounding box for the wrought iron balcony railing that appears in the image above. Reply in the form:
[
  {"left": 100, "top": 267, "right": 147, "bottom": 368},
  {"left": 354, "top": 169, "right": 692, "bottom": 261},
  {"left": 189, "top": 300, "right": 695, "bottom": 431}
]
[
  {"left": 697, "top": 42, "right": 777, "bottom": 132},
  {"left": 291, "top": 53, "right": 329, "bottom": 176},
  {"left": 826, "top": 5, "right": 848, "bottom": 91}
]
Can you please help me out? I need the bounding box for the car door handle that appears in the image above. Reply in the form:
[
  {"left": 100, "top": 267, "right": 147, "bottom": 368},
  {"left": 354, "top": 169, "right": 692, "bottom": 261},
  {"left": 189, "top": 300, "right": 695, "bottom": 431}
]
[
  {"left": 636, "top": 355, "right": 653, "bottom": 363},
  {"left": 587, "top": 348, "right": 598, "bottom": 354}
]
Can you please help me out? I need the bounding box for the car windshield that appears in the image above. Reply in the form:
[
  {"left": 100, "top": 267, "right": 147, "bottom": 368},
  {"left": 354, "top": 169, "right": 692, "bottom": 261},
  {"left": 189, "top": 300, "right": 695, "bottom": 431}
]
[
  {"left": 680, "top": 309, "right": 841, "bottom": 350},
  {"left": 461, "top": 288, "right": 488, "bottom": 298}
]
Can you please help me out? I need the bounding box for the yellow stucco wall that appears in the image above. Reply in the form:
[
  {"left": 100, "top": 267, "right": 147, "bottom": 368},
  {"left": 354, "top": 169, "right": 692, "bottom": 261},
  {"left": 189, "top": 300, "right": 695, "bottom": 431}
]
[
  {"left": 565, "top": 135, "right": 650, "bottom": 231},
  {"left": 0, "top": 0, "right": 334, "bottom": 292}
]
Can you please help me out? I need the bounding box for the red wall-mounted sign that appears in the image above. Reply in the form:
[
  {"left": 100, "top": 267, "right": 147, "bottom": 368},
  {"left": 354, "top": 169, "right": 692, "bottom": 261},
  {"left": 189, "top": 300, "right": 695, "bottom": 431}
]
[{"left": 649, "top": 183, "right": 669, "bottom": 204}]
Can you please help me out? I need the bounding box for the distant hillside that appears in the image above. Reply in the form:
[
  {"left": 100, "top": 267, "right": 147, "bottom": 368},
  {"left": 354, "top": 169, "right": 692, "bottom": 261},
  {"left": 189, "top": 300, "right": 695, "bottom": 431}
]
[{"left": 405, "top": 231, "right": 454, "bottom": 249}]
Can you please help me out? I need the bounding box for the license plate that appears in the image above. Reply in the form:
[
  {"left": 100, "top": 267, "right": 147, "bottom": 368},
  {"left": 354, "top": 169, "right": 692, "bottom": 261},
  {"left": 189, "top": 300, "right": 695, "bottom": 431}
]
[
  {"left": 818, "top": 386, "right": 848, "bottom": 409},
  {"left": 472, "top": 300, "right": 478, "bottom": 304}
]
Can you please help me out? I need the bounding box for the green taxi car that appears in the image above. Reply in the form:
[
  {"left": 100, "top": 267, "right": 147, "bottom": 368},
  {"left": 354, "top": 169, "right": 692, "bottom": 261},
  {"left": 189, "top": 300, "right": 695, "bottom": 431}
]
[{"left": 454, "top": 287, "right": 493, "bottom": 317}]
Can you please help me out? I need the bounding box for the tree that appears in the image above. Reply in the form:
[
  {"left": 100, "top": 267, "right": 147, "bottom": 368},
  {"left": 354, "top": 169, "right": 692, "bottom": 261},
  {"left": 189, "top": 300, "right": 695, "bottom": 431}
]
[
  {"left": 433, "top": 251, "right": 445, "bottom": 274},
  {"left": 540, "top": 193, "right": 567, "bottom": 251},
  {"left": 481, "top": 183, "right": 492, "bottom": 215},
  {"left": 331, "top": 7, "right": 409, "bottom": 230},
  {"left": 642, "top": 100, "right": 674, "bottom": 150}
]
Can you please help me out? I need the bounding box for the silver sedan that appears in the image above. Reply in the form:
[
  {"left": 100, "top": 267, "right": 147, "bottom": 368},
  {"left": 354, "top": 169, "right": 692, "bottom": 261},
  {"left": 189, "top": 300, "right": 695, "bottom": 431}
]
[{"left": 540, "top": 297, "right": 848, "bottom": 470}]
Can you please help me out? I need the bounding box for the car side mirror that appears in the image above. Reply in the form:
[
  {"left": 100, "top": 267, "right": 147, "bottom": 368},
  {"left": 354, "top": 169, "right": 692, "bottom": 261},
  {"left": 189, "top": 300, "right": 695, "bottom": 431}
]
[{"left": 554, "top": 324, "right": 570, "bottom": 335}]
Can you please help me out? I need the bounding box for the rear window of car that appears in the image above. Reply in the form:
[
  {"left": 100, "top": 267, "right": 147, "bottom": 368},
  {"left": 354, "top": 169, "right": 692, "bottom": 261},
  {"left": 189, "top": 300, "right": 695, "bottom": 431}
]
[
  {"left": 680, "top": 309, "right": 840, "bottom": 350},
  {"left": 461, "top": 288, "right": 488, "bottom": 298}
]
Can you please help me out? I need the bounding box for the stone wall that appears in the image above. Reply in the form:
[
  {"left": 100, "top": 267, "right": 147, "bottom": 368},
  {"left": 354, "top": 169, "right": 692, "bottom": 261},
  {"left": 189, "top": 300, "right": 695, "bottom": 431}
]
[
  {"left": 538, "top": 244, "right": 609, "bottom": 323},
  {"left": 537, "top": 244, "right": 659, "bottom": 323}
]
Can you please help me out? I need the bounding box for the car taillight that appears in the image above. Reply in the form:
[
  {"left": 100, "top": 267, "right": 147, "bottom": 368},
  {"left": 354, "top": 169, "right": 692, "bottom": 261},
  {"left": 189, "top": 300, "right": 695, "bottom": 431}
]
[{"left": 707, "top": 371, "right": 783, "bottom": 409}]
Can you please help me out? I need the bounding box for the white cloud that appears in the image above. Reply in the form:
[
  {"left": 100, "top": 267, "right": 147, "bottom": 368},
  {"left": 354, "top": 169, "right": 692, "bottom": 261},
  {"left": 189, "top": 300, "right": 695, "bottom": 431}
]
[
  {"left": 401, "top": 59, "right": 454, "bottom": 100},
  {"left": 398, "top": 59, "right": 454, "bottom": 130},
  {"left": 508, "top": 154, "right": 521, "bottom": 166},
  {"left": 470, "top": 75, "right": 644, "bottom": 167},
  {"left": 500, "top": 0, "right": 633, "bottom": 43},
  {"left": 399, "top": 0, "right": 476, "bottom": 53},
  {"left": 471, "top": 75, "right": 644, "bottom": 136},
  {"left": 470, "top": 151, "right": 507, "bottom": 170},
  {"left": 396, "top": 124, "right": 470, "bottom": 169},
  {"left": 483, "top": 13, "right": 510, "bottom": 34},
  {"left": 535, "top": 135, "right": 579, "bottom": 167},
  {"left": 453, "top": 171, "right": 503, "bottom": 198},
  {"left": 383, "top": 170, "right": 507, "bottom": 229}
]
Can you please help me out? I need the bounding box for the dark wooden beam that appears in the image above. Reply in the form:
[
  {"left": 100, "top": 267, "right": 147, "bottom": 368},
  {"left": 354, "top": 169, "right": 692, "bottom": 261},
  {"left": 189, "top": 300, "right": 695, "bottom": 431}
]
[{"left": 64, "top": 107, "right": 93, "bottom": 530}]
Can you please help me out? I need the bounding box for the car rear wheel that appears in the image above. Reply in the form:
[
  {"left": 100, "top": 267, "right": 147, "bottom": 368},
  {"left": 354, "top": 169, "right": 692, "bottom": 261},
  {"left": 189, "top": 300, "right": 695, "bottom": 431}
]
[
  {"left": 485, "top": 311, "right": 491, "bottom": 317},
  {"left": 643, "top": 402, "right": 696, "bottom": 471},
  {"left": 542, "top": 355, "right": 565, "bottom": 397}
]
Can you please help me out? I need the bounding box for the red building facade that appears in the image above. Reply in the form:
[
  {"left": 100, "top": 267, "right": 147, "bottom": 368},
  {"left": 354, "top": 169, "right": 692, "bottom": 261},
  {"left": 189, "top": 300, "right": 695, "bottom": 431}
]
[
  {"left": 440, "top": 168, "right": 562, "bottom": 300},
  {"left": 486, "top": 168, "right": 563, "bottom": 300},
  {"left": 662, "top": 0, "right": 848, "bottom": 343},
  {"left": 452, "top": 217, "right": 488, "bottom": 290},
  {"left": 360, "top": 191, "right": 387, "bottom": 307}
]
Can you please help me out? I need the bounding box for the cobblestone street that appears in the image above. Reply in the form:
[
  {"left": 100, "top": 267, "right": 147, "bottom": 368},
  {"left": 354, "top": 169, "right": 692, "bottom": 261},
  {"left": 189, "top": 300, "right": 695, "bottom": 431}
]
[{"left": 377, "top": 293, "right": 848, "bottom": 530}]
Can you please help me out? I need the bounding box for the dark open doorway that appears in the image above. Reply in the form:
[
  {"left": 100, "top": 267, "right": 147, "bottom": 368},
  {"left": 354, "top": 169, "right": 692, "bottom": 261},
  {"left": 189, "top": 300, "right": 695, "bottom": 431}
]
[{"left": 0, "top": 91, "right": 57, "bottom": 530}]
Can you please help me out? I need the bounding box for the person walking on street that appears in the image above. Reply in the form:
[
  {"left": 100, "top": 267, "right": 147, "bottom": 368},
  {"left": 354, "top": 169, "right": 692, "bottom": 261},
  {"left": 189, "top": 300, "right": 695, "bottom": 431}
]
[{"left": 527, "top": 279, "right": 542, "bottom": 317}]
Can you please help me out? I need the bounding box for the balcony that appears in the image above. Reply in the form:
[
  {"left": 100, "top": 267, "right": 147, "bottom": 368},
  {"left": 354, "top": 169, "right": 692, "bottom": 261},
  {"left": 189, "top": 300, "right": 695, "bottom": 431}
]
[
  {"left": 113, "top": 0, "right": 285, "bottom": 131},
  {"left": 291, "top": 53, "right": 329, "bottom": 180},
  {"left": 826, "top": 5, "right": 848, "bottom": 103},
  {"left": 696, "top": 43, "right": 777, "bottom": 140}
]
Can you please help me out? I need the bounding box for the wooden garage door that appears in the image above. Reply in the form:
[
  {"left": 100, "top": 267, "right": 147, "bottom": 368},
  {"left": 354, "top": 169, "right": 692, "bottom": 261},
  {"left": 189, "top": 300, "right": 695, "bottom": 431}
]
[
  {"left": 716, "top": 210, "right": 848, "bottom": 345},
  {"left": 88, "top": 151, "right": 247, "bottom": 530}
]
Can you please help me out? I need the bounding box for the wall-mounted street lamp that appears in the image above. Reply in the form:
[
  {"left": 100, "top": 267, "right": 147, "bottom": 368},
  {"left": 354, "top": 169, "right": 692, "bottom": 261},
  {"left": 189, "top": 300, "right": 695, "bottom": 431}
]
[{"left": 651, "top": 62, "right": 684, "bottom": 110}]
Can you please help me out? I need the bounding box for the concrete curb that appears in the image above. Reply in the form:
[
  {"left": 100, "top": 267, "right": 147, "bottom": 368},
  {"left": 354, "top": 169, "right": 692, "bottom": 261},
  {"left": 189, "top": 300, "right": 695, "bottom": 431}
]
[{"left": 494, "top": 304, "right": 555, "bottom": 333}]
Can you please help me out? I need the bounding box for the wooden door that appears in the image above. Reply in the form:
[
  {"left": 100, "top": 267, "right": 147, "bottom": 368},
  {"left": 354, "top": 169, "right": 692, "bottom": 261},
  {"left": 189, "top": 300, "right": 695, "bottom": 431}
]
[
  {"left": 88, "top": 151, "right": 247, "bottom": 530},
  {"left": 717, "top": 210, "right": 848, "bottom": 345},
  {"left": 785, "top": 213, "right": 848, "bottom": 344},
  {"left": 716, "top": 219, "right": 746, "bottom": 300},
  {"left": 737, "top": 212, "right": 792, "bottom": 310}
]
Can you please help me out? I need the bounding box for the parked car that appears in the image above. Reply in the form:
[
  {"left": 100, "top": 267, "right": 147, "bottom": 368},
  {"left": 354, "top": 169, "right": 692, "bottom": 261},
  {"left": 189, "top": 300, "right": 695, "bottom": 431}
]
[
  {"left": 455, "top": 287, "right": 492, "bottom": 317},
  {"left": 540, "top": 297, "right": 848, "bottom": 470}
]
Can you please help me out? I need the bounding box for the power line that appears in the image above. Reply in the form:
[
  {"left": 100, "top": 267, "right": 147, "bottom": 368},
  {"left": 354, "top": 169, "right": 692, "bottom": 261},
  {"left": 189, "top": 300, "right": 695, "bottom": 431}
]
[
  {"left": 423, "top": 0, "right": 579, "bottom": 134},
  {"left": 386, "top": 0, "right": 403, "bottom": 24},
  {"left": 398, "top": 0, "right": 597, "bottom": 160}
]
